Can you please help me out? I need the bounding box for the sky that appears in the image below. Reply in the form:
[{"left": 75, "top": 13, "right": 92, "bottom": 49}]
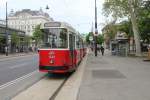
[{"left": 0, "top": 0, "right": 106, "bottom": 33}]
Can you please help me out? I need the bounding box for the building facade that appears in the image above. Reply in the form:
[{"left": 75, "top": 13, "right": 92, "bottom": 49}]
[
  {"left": 8, "top": 9, "right": 53, "bottom": 36},
  {"left": 0, "top": 20, "right": 6, "bottom": 26},
  {"left": 0, "top": 20, "right": 26, "bottom": 53}
]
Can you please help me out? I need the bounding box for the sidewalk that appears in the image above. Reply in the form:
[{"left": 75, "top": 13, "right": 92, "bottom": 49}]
[
  {"left": 78, "top": 50, "right": 150, "bottom": 100},
  {"left": 0, "top": 52, "right": 37, "bottom": 59}
]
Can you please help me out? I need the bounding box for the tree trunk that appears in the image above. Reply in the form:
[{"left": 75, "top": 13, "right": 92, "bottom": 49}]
[{"left": 129, "top": 0, "right": 142, "bottom": 56}]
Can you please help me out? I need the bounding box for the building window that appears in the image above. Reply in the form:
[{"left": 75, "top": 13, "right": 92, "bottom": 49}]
[
  {"left": 28, "top": 25, "right": 30, "bottom": 29},
  {"left": 32, "top": 25, "right": 34, "bottom": 28}
]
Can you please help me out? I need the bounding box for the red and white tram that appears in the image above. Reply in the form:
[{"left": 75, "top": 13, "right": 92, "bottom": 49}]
[{"left": 39, "top": 21, "right": 86, "bottom": 73}]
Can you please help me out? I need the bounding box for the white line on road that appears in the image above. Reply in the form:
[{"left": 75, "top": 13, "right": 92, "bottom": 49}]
[
  {"left": 10, "top": 63, "right": 28, "bottom": 69},
  {"left": 0, "top": 54, "right": 37, "bottom": 62},
  {"left": 0, "top": 70, "right": 38, "bottom": 90}
]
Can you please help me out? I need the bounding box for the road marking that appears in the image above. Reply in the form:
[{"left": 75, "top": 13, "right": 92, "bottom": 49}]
[
  {"left": 0, "top": 54, "right": 37, "bottom": 62},
  {"left": 10, "top": 63, "right": 28, "bottom": 69},
  {"left": 0, "top": 70, "right": 38, "bottom": 90}
]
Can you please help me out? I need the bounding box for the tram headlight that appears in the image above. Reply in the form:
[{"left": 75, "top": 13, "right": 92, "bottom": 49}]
[{"left": 50, "top": 59, "right": 54, "bottom": 64}]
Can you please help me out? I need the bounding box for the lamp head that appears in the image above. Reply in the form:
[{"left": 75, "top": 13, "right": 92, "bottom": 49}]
[{"left": 46, "top": 5, "right": 49, "bottom": 10}]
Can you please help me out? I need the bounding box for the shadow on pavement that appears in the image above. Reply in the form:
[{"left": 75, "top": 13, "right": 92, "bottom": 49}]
[{"left": 45, "top": 72, "right": 72, "bottom": 79}]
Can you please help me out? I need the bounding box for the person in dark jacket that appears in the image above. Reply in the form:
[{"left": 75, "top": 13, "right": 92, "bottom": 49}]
[{"left": 100, "top": 46, "right": 104, "bottom": 56}]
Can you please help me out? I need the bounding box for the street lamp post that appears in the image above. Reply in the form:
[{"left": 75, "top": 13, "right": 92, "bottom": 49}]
[
  {"left": 94, "top": 0, "right": 98, "bottom": 57},
  {"left": 5, "top": 2, "right": 8, "bottom": 56}
]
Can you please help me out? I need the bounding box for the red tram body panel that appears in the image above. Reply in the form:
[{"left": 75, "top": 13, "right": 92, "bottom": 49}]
[{"left": 39, "top": 49, "right": 77, "bottom": 73}]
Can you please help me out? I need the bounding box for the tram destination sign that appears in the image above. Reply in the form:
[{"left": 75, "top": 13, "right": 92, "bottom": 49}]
[{"left": 44, "top": 22, "right": 61, "bottom": 27}]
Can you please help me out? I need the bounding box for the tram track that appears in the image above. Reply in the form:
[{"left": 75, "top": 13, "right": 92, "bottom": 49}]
[
  {"left": 12, "top": 73, "right": 71, "bottom": 100},
  {"left": 50, "top": 53, "right": 88, "bottom": 100},
  {"left": 49, "top": 74, "right": 70, "bottom": 100}
]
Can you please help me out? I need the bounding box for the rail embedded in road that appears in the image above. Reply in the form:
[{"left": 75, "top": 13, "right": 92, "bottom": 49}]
[{"left": 12, "top": 73, "right": 70, "bottom": 100}]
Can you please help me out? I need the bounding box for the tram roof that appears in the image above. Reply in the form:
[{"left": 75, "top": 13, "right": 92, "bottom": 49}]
[{"left": 41, "top": 21, "right": 77, "bottom": 33}]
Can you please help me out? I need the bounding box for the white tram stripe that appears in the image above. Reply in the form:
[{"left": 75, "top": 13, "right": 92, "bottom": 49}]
[
  {"left": 38, "top": 48, "right": 69, "bottom": 50},
  {"left": 10, "top": 63, "right": 28, "bottom": 69}
]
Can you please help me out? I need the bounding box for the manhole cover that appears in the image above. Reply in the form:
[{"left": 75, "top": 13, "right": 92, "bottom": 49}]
[{"left": 92, "top": 69, "right": 126, "bottom": 79}]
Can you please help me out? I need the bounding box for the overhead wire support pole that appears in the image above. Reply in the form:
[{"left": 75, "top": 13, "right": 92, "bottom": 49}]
[
  {"left": 5, "top": 2, "right": 8, "bottom": 56},
  {"left": 94, "top": 0, "right": 98, "bottom": 57}
]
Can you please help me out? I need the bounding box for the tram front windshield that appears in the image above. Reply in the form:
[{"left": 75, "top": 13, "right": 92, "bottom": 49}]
[{"left": 42, "top": 28, "right": 68, "bottom": 49}]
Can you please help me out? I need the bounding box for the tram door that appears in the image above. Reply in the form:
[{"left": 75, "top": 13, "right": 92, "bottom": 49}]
[{"left": 69, "top": 33, "right": 75, "bottom": 67}]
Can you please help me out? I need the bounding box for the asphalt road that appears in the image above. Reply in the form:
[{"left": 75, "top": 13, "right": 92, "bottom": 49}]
[{"left": 0, "top": 54, "right": 39, "bottom": 86}]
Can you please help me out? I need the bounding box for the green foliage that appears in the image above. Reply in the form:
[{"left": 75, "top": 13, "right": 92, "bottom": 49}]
[
  {"left": 117, "top": 20, "right": 133, "bottom": 37},
  {"left": 24, "top": 35, "right": 31, "bottom": 44},
  {"left": 103, "top": 0, "right": 129, "bottom": 18},
  {"left": 103, "top": 24, "right": 117, "bottom": 40},
  {"left": 11, "top": 32, "right": 19, "bottom": 46},
  {"left": 33, "top": 24, "right": 43, "bottom": 45},
  {"left": 97, "top": 34, "right": 104, "bottom": 45},
  {"left": 138, "top": 0, "right": 150, "bottom": 43},
  {"left": 85, "top": 32, "right": 104, "bottom": 45},
  {"left": 86, "top": 32, "right": 93, "bottom": 44},
  {"left": 0, "top": 34, "right": 4, "bottom": 45},
  {"left": 139, "top": 18, "right": 150, "bottom": 43},
  {"left": 103, "top": 0, "right": 143, "bottom": 18}
]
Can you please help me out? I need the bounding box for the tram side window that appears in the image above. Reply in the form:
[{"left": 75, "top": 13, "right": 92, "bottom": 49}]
[
  {"left": 76, "top": 36, "right": 80, "bottom": 49},
  {"left": 69, "top": 32, "right": 76, "bottom": 50},
  {"left": 69, "top": 34, "right": 73, "bottom": 50},
  {"left": 59, "top": 30, "right": 67, "bottom": 48}
]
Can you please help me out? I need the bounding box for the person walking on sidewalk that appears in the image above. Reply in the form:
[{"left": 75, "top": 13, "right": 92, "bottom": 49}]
[
  {"left": 97, "top": 44, "right": 101, "bottom": 53},
  {"left": 100, "top": 46, "right": 104, "bottom": 56}
]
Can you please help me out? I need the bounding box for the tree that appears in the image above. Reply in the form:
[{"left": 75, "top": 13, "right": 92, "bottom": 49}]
[
  {"left": 33, "top": 24, "right": 43, "bottom": 46},
  {"left": 0, "top": 35, "right": 3, "bottom": 45},
  {"left": 105, "top": 24, "right": 117, "bottom": 39},
  {"left": 11, "top": 32, "right": 19, "bottom": 46},
  {"left": 24, "top": 35, "right": 31, "bottom": 52},
  {"left": 128, "top": 0, "right": 142, "bottom": 56},
  {"left": 117, "top": 20, "right": 133, "bottom": 37},
  {"left": 97, "top": 34, "right": 104, "bottom": 45},
  {"left": 138, "top": 0, "right": 150, "bottom": 43},
  {"left": 24, "top": 36, "right": 31, "bottom": 46},
  {"left": 11, "top": 32, "right": 20, "bottom": 52},
  {"left": 103, "top": 0, "right": 143, "bottom": 56},
  {"left": 85, "top": 32, "right": 93, "bottom": 44}
]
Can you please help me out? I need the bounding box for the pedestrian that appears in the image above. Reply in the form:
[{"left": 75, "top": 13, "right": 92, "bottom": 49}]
[
  {"left": 91, "top": 45, "right": 94, "bottom": 52},
  {"left": 97, "top": 44, "right": 101, "bottom": 52},
  {"left": 100, "top": 46, "right": 104, "bottom": 56}
]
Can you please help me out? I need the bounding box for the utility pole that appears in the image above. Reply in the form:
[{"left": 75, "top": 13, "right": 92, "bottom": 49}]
[
  {"left": 5, "top": 2, "right": 8, "bottom": 56},
  {"left": 94, "top": 0, "right": 98, "bottom": 57}
]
